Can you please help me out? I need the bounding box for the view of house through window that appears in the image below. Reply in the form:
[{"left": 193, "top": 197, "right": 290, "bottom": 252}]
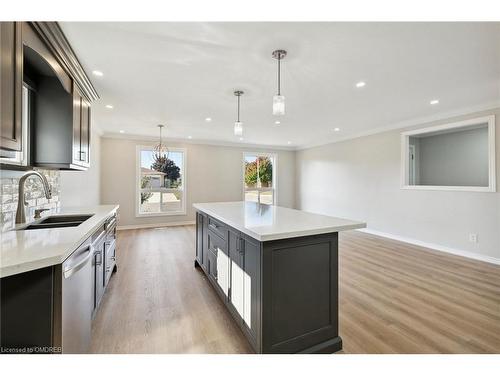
[
  {"left": 137, "top": 147, "right": 186, "bottom": 215},
  {"left": 244, "top": 153, "right": 276, "bottom": 205}
]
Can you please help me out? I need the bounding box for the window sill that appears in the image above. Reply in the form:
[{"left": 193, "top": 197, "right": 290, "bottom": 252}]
[
  {"left": 136, "top": 210, "right": 187, "bottom": 218},
  {"left": 401, "top": 185, "right": 496, "bottom": 193}
]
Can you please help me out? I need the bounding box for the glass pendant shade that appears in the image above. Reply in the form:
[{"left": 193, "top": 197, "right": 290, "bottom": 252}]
[
  {"left": 273, "top": 95, "right": 285, "bottom": 116},
  {"left": 234, "top": 121, "right": 243, "bottom": 136}
]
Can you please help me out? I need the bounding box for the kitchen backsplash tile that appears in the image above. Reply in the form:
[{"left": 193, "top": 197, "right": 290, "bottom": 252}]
[{"left": 0, "top": 169, "right": 61, "bottom": 231}]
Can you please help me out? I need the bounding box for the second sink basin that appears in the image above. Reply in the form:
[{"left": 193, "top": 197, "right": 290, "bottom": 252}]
[
  {"left": 39, "top": 215, "right": 94, "bottom": 224},
  {"left": 20, "top": 214, "right": 94, "bottom": 230}
]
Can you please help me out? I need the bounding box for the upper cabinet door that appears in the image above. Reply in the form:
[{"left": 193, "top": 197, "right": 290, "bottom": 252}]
[
  {"left": 72, "top": 85, "right": 91, "bottom": 168},
  {"left": 0, "top": 22, "right": 23, "bottom": 151},
  {"left": 80, "top": 98, "right": 91, "bottom": 166},
  {"left": 72, "top": 87, "right": 82, "bottom": 163}
]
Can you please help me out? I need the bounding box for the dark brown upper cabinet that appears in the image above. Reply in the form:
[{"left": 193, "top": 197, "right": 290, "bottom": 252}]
[
  {"left": 1, "top": 22, "right": 98, "bottom": 171},
  {"left": 0, "top": 22, "right": 23, "bottom": 152},
  {"left": 72, "top": 86, "right": 91, "bottom": 168}
]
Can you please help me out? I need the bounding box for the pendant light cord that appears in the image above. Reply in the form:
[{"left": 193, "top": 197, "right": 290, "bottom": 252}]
[
  {"left": 277, "top": 57, "right": 281, "bottom": 95},
  {"left": 237, "top": 94, "right": 240, "bottom": 122},
  {"left": 159, "top": 126, "right": 162, "bottom": 151}
]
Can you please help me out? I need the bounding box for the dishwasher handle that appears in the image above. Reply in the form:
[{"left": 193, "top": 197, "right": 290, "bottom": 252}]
[{"left": 63, "top": 246, "right": 92, "bottom": 279}]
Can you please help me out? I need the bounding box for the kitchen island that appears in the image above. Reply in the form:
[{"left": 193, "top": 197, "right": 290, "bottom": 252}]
[{"left": 193, "top": 201, "right": 366, "bottom": 354}]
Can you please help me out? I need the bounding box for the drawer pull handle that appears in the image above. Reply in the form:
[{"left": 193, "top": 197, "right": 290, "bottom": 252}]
[{"left": 95, "top": 251, "right": 102, "bottom": 265}]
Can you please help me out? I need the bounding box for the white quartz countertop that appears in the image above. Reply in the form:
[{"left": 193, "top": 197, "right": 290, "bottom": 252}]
[
  {"left": 193, "top": 201, "right": 366, "bottom": 241},
  {"left": 0, "top": 205, "right": 119, "bottom": 278}
]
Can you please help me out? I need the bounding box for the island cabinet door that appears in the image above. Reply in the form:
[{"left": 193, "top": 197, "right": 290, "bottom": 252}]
[
  {"left": 202, "top": 212, "right": 209, "bottom": 269},
  {"left": 261, "top": 233, "right": 340, "bottom": 354},
  {"left": 195, "top": 212, "right": 204, "bottom": 266},
  {"left": 228, "top": 230, "right": 244, "bottom": 320},
  {"left": 207, "top": 231, "right": 229, "bottom": 299},
  {"left": 228, "top": 230, "right": 261, "bottom": 348},
  {"left": 241, "top": 234, "right": 261, "bottom": 345}
]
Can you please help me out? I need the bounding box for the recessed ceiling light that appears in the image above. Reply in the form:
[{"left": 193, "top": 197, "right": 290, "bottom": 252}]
[
  {"left": 355, "top": 81, "right": 366, "bottom": 88},
  {"left": 275, "top": 121, "right": 281, "bottom": 125},
  {"left": 430, "top": 99, "right": 439, "bottom": 105},
  {"left": 239, "top": 137, "right": 244, "bottom": 141},
  {"left": 334, "top": 127, "right": 340, "bottom": 132},
  {"left": 105, "top": 104, "right": 113, "bottom": 109},
  {"left": 187, "top": 135, "right": 192, "bottom": 139},
  {"left": 205, "top": 117, "right": 212, "bottom": 122},
  {"left": 287, "top": 141, "right": 292, "bottom": 145},
  {"left": 92, "top": 70, "right": 103, "bottom": 77},
  {"left": 119, "top": 130, "right": 125, "bottom": 134}
]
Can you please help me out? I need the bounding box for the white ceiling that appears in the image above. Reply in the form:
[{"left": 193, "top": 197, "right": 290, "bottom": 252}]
[{"left": 60, "top": 22, "right": 500, "bottom": 149}]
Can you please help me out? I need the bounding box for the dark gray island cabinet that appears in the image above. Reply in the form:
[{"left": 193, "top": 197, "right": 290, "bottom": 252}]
[{"left": 193, "top": 201, "right": 366, "bottom": 354}]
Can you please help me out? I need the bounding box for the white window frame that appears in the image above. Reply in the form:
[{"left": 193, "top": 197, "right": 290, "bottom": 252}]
[
  {"left": 136, "top": 145, "right": 187, "bottom": 217},
  {"left": 400, "top": 115, "right": 496, "bottom": 192},
  {"left": 242, "top": 152, "right": 278, "bottom": 205}
]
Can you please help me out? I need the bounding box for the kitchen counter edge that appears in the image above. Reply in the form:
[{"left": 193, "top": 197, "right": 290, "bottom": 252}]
[
  {"left": 0, "top": 205, "right": 119, "bottom": 278},
  {"left": 193, "top": 202, "right": 366, "bottom": 242}
]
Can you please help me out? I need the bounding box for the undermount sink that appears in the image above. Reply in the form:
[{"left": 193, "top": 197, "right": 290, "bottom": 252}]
[
  {"left": 19, "top": 214, "right": 94, "bottom": 230},
  {"left": 38, "top": 215, "right": 93, "bottom": 224}
]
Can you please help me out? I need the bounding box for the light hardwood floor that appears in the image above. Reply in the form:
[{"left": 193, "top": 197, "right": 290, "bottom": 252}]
[{"left": 90, "top": 226, "right": 500, "bottom": 354}]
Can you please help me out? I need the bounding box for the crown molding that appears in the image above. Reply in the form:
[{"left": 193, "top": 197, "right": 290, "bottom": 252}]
[
  {"left": 100, "top": 101, "right": 500, "bottom": 152},
  {"left": 297, "top": 101, "right": 500, "bottom": 151},
  {"left": 100, "top": 132, "right": 295, "bottom": 151},
  {"left": 30, "top": 22, "right": 99, "bottom": 102}
]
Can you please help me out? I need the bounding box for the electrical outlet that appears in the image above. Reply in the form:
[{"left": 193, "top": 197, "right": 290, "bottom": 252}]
[{"left": 469, "top": 233, "right": 478, "bottom": 243}]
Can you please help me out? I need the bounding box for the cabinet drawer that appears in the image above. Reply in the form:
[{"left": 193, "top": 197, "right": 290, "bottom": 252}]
[
  {"left": 207, "top": 216, "right": 228, "bottom": 241},
  {"left": 104, "top": 240, "right": 116, "bottom": 285},
  {"left": 208, "top": 229, "right": 227, "bottom": 256}
]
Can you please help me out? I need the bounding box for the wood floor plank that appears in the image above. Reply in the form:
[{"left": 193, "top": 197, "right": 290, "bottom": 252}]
[{"left": 90, "top": 226, "right": 500, "bottom": 354}]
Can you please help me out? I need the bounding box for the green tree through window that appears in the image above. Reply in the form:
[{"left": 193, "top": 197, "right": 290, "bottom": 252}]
[
  {"left": 245, "top": 156, "right": 273, "bottom": 188},
  {"left": 151, "top": 155, "right": 181, "bottom": 188}
]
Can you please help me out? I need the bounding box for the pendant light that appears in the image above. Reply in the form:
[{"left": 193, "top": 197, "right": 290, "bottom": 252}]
[
  {"left": 234, "top": 90, "right": 244, "bottom": 136},
  {"left": 272, "top": 49, "right": 287, "bottom": 116},
  {"left": 153, "top": 124, "right": 169, "bottom": 160}
]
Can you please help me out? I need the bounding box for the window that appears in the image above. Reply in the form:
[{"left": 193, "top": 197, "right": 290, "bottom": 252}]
[
  {"left": 136, "top": 146, "right": 186, "bottom": 216},
  {"left": 401, "top": 115, "right": 496, "bottom": 192},
  {"left": 243, "top": 153, "right": 276, "bottom": 205}
]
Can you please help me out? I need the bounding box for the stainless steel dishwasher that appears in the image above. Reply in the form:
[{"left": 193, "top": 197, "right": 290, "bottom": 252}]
[{"left": 60, "top": 238, "right": 93, "bottom": 354}]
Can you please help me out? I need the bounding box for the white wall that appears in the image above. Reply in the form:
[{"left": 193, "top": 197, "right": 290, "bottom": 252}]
[
  {"left": 100, "top": 137, "right": 296, "bottom": 228},
  {"left": 59, "top": 128, "right": 102, "bottom": 207},
  {"left": 296, "top": 108, "right": 500, "bottom": 261},
  {"left": 415, "top": 126, "right": 489, "bottom": 186}
]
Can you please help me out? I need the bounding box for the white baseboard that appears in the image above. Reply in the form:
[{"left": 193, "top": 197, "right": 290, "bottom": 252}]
[
  {"left": 117, "top": 220, "right": 196, "bottom": 231},
  {"left": 357, "top": 228, "right": 500, "bottom": 266}
]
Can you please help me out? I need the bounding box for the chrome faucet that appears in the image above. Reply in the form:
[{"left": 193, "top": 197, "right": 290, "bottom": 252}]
[{"left": 15, "top": 171, "right": 52, "bottom": 225}]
